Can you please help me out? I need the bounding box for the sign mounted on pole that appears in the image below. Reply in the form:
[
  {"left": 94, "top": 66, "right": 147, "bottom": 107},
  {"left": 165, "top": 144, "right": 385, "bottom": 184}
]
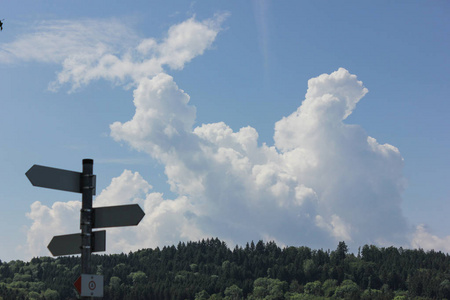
[
  {"left": 93, "top": 204, "right": 145, "bottom": 228},
  {"left": 27, "top": 159, "right": 145, "bottom": 299},
  {"left": 26, "top": 164, "right": 96, "bottom": 195},
  {"left": 47, "top": 231, "right": 106, "bottom": 256},
  {"left": 74, "top": 274, "right": 104, "bottom": 298}
]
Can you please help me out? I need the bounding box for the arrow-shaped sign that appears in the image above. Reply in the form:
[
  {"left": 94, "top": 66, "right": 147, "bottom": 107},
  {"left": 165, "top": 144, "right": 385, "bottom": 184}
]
[
  {"left": 93, "top": 204, "right": 145, "bottom": 228},
  {"left": 26, "top": 164, "right": 96, "bottom": 194},
  {"left": 47, "top": 231, "right": 105, "bottom": 256}
]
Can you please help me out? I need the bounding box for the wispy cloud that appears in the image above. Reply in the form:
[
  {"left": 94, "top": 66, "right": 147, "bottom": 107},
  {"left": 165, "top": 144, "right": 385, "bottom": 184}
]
[
  {"left": 0, "top": 15, "right": 228, "bottom": 92},
  {"left": 0, "top": 19, "right": 137, "bottom": 64}
]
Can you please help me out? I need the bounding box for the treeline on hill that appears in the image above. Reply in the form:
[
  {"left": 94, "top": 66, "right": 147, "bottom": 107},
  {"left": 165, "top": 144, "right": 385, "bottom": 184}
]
[{"left": 1, "top": 239, "right": 450, "bottom": 300}]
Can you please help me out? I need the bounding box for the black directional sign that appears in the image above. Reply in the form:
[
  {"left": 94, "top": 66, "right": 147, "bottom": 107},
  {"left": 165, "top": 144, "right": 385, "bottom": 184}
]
[
  {"left": 27, "top": 159, "right": 145, "bottom": 299},
  {"left": 47, "top": 231, "right": 106, "bottom": 256},
  {"left": 26, "top": 165, "right": 96, "bottom": 195},
  {"left": 93, "top": 204, "right": 145, "bottom": 228}
]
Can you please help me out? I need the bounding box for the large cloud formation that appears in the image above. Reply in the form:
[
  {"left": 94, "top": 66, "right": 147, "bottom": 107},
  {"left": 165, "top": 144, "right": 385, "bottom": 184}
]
[
  {"left": 10, "top": 15, "right": 449, "bottom": 258},
  {"left": 108, "top": 67, "right": 409, "bottom": 251}
]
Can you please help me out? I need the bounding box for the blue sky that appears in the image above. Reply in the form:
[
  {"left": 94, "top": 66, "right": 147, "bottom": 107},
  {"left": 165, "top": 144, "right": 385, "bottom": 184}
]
[{"left": 0, "top": 1, "right": 449, "bottom": 262}]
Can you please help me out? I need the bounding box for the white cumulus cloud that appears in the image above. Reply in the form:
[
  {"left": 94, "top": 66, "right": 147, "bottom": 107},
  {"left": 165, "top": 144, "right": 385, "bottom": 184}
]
[
  {"left": 17, "top": 15, "right": 450, "bottom": 257},
  {"left": 109, "top": 67, "right": 410, "bottom": 251},
  {"left": 25, "top": 170, "right": 207, "bottom": 258},
  {"left": 411, "top": 224, "right": 450, "bottom": 253},
  {"left": 26, "top": 200, "right": 80, "bottom": 258}
]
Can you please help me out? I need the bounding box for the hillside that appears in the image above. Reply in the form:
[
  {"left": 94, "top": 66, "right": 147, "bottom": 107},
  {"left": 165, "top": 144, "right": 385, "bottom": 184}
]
[{"left": 1, "top": 239, "right": 449, "bottom": 299}]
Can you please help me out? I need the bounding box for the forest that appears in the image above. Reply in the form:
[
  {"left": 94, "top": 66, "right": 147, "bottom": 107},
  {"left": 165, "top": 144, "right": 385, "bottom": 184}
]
[{"left": 0, "top": 239, "right": 449, "bottom": 299}]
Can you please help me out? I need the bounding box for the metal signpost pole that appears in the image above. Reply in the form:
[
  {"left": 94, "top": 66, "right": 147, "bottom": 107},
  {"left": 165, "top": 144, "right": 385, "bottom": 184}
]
[
  {"left": 80, "top": 159, "right": 94, "bottom": 299},
  {"left": 27, "top": 158, "right": 144, "bottom": 298}
]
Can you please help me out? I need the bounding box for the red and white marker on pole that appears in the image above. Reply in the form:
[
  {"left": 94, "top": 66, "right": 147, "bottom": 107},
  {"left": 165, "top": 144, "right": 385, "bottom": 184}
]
[{"left": 74, "top": 274, "right": 103, "bottom": 297}]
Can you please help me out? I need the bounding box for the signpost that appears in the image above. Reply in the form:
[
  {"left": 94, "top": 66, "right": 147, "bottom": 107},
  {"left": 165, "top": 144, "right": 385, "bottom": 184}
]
[
  {"left": 26, "top": 159, "right": 145, "bottom": 299},
  {"left": 93, "top": 204, "right": 145, "bottom": 228},
  {"left": 47, "top": 231, "right": 106, "bottom": 256},
  {"left": 26, "top": 164, "right": 96, "bottom": 194}
]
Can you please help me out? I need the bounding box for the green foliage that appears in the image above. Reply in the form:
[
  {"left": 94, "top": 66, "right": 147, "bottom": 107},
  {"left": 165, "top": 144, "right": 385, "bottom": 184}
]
[
  {"left": 109, "top": 276, "right": 121, "bottom": 288},
  {"left": 334, "top": 280, "right": 360, "bottom": 300},
  {"left": 251, "top": 277, "right": 287, "bottom": 299},
  {"left": 224, "top": 284, "right": 243, "bottom": 300},
  {"left": 128, "top": 270, "right": 147, "bottom": 284},
  {"left": 304, "top": 281, "right": 322, "bottom": 296},
  {"left": 195, "top": 289, "right": 210, "bottom": 300},
  {"left": 43, "top": 288, "right": 59, "bottom": 300},
  {"left": 440, "top": 279, "right": 450, "bottom": 299},
  {"left": 27, "top": 291, "right": 40, "bottom": 300},
  {"left": 361, "top": 288, "right": 382, "bottom": 300},
  {"left": 322, "top": 279, "right": 337, "bottom": 297},
  {"left": 335, "top": 242, "right": 349, "bottom": 262},
  {"left": 284, "top": 293, "right": 327, "bottom": 300},
  {"left": 289, "top": 280, "right": 302, "bottom": 294},
  {"left": 209, "top": 293, "right": 223, "bottom": 300},
  {"left": 303, "top": 258, "right": 318, "bottom": 283},
  {"left": 12, "top": 274, "right": 31, "bottom": 282},
  {"left": 191, "top": 263, "right": 199, "bottom": 272},
  {"left": 0, "top": 239, "right": 450, "bottom": 299}
]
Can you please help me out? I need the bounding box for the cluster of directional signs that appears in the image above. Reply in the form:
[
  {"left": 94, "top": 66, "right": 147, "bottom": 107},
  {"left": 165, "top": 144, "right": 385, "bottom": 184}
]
[
  {"left": 45, "top": 203, "right": 145, "bottom": 256},
  {"left": 26, "top": 161, "right": 145, "bottom": 298}
]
